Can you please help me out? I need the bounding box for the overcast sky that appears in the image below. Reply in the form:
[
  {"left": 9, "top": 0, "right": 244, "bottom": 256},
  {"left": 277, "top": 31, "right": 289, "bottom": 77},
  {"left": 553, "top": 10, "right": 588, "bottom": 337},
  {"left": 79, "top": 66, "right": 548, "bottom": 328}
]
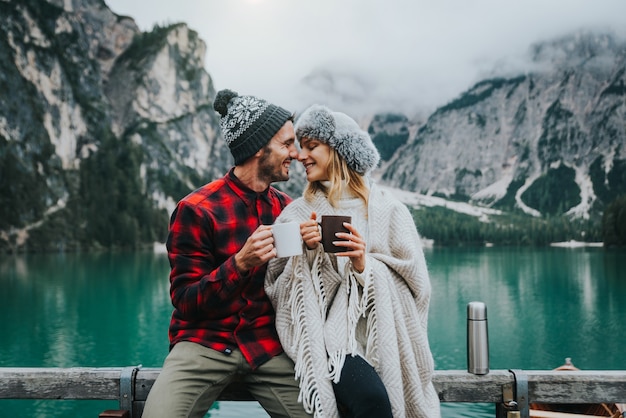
[{"left": 104, "top": 0, "right": 626, "bottom": 117}]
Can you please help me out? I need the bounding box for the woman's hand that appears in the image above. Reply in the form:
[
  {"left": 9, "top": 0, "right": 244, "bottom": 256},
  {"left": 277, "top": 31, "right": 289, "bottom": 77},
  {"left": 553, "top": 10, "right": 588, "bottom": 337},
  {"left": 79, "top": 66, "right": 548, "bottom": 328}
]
[
  {"left": 301, "top": 212, "right": 321, "bottom": 250},
  {"left": 335, "top": 222, "right": 366, "bottom": 273}
]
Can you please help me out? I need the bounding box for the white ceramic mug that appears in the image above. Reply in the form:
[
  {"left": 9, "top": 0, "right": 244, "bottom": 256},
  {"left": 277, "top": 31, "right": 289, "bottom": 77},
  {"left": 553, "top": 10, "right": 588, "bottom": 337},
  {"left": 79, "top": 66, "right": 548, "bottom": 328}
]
[{"left": 271, "top": 222, "right": 303, "bottom": 258}]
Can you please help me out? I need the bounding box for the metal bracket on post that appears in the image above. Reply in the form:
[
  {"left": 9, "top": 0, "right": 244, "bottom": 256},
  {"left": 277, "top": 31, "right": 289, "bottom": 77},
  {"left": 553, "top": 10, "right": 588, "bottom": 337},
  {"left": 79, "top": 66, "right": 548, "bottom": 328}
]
[
  {"left": 120, "top": 365, "right": 142, "bottom": 417},
  {"left": 509, "top": 369, "right": 529, "bottom": 418},
  {"left": 498, "top": 381, "right": 518, "bottom": 418}
]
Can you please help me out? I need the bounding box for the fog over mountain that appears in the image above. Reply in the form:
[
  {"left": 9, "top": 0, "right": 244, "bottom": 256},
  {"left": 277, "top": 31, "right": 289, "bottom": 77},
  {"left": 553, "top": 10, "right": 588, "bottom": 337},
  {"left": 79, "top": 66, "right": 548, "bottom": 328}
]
[
  {"left": 105, "top": 0, "right": 626, "bottom": 118},
  {"left": 377, "top": 31, "right": 626, "bottom": 220}
]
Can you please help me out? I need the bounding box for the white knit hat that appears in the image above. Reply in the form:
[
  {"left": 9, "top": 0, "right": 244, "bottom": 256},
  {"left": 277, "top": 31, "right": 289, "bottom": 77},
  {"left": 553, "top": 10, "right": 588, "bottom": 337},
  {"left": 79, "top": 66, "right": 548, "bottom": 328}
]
[{"left": 295, "top": 104, "right": 380, "bottom": 174}]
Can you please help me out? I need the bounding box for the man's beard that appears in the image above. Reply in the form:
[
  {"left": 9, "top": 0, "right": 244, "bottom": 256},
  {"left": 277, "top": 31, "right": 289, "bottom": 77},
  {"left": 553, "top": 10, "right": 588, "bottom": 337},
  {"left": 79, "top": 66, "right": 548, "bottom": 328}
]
[{"left": 258, "top": 151, "right": 290, "bottom": 184}]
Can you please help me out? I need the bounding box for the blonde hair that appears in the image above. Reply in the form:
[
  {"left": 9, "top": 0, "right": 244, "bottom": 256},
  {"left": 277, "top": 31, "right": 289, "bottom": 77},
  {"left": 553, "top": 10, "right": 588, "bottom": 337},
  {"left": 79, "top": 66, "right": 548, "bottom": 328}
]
[{"left": 304, "top": 147, "right": 370, "bottom": 208}]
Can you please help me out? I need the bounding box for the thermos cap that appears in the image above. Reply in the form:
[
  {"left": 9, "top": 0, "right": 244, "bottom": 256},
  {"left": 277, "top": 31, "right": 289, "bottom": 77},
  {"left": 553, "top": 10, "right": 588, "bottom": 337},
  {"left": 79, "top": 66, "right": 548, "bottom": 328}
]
[{"left": 467, "top": 301, "right": 487, "bottom": 320}]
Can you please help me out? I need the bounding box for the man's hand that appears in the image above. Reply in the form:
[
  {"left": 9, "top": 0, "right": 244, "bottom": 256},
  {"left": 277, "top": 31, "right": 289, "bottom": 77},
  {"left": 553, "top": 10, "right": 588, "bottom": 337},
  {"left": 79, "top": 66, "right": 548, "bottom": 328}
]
[{"left": 234, "top": 225, "right": 276, "bottom": 273}]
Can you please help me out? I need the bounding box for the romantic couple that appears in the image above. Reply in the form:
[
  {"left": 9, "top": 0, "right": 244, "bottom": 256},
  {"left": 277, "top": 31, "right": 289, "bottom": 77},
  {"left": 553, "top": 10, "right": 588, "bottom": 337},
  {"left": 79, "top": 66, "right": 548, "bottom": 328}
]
[{"left": 142, "top": 89, "right": 441, "bottom": 418}]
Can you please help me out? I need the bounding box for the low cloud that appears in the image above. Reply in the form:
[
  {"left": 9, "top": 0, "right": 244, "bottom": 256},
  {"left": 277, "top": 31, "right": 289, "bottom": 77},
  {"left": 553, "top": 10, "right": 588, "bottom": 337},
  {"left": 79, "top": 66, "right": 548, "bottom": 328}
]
[{"left": 107, "top": 0, "right": 626, "bottom": 117}]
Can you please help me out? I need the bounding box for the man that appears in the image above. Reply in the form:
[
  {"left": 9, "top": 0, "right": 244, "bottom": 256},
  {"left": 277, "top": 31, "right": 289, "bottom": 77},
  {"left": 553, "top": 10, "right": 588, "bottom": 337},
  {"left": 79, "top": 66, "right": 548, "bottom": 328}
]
[{"left": 143, "top": 89, "right": 310, "bottom": 418}]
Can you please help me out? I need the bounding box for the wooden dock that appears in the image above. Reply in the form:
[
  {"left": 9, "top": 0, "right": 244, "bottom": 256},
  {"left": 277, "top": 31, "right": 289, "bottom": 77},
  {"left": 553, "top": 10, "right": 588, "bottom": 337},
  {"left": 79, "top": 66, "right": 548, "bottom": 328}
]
[{"left": 1, "top": 367, "right": 625, "bottom": 417}]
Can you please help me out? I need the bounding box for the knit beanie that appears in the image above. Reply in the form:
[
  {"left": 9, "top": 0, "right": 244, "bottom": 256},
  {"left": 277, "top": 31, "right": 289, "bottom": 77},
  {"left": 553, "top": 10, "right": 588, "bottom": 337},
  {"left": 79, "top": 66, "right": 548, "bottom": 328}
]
[
  {"left": 213, "top": 89, "right": 292, "bottom": 165},
  {"left": 295, "top": 104, "right": 380, "bottom": 174}
]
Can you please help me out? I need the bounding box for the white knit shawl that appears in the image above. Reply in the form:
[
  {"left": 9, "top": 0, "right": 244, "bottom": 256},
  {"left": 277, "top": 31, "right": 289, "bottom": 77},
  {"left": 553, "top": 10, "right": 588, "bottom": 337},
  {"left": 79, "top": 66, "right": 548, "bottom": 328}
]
[{"left": 265, "top": 184, "right": 441, "bottom": 418}]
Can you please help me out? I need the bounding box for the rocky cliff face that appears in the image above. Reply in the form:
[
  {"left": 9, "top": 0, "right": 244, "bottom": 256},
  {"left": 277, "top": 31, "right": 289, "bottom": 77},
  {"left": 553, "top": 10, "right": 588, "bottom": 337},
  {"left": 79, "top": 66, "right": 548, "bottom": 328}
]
[
  {"left": 379, "top": 32, "right": 626, "bottom": 219},
  {"left": 104, "top": 22, "right": 227, "bottom": 211},
  {"left": 0, "top": 0, "right": 228, "bottom": 251}
]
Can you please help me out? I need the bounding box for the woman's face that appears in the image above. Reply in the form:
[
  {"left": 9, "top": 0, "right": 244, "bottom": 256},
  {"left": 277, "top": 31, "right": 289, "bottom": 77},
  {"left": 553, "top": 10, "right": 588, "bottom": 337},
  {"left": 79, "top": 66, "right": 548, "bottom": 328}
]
[{"left": 298, "top": 137, "right": 331, "bottom": 182}]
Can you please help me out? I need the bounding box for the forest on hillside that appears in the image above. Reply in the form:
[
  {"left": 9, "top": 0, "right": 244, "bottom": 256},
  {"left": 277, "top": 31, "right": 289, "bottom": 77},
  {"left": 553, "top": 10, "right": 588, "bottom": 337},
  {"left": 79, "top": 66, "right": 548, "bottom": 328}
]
[{"left": 411, "top": 195, "right": 626, "bottom": 247}]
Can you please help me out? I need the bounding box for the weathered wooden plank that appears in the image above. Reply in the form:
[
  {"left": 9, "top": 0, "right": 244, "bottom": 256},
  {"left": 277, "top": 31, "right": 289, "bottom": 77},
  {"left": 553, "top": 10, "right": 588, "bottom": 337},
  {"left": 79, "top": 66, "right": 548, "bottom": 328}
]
[
  {"left": 434, "top": 370, "right": 626, "bottom": 403},
  {"left": 0, "top": 367, "right": 256, "bottom": 402},
  {"left": 0, "top": 367, "right": 121, "bottom": 400},
  {"left": 1, "top": 368, "right": 625, "bottom": 405},
  {"left": 527, "top": 370, "right": 626, "bottom": 404},
  {"left": 432, "top": 370, "right": 513, "bottom": 403}
]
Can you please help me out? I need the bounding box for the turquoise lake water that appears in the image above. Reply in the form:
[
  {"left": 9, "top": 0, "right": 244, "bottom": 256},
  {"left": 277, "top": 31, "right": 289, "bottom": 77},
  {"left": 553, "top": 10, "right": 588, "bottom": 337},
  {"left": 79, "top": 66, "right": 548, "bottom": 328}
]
[{"left": 1, "top": 247, "right": 624, "bottom": 417}]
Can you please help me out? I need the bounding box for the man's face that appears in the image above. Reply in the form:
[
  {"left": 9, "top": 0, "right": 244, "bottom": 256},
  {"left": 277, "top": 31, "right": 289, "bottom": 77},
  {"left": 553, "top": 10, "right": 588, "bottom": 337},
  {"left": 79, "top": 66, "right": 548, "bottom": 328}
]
[{"left": 258, "top": 121, "right": 298, "bottom": 183}]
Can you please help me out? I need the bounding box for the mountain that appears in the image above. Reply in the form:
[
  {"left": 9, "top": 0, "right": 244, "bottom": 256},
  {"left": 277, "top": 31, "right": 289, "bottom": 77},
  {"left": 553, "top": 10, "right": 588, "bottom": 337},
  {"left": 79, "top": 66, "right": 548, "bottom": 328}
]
[
  {"left": 1, "top": 1, "right": 624, "bottom": 252},
  {"left": 0, "top": 0, "right": 230, "bottom": 252},
  {"left": 378, "top": 32, "right": 626, "bottom": 220}
]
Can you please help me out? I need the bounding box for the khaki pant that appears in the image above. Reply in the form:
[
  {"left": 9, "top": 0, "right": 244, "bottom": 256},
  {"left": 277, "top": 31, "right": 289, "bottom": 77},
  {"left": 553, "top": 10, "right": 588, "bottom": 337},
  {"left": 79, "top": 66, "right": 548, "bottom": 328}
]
[{"left": 142, "top": 342, "right": 311, "bottom": 418}]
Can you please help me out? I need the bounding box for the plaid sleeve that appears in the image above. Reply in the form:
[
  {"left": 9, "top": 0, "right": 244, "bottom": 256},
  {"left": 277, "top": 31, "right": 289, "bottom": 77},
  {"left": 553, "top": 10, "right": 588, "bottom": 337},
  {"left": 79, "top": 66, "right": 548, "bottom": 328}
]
[{"left": 166, "top": 200, "right": 246, "bottom": 319}]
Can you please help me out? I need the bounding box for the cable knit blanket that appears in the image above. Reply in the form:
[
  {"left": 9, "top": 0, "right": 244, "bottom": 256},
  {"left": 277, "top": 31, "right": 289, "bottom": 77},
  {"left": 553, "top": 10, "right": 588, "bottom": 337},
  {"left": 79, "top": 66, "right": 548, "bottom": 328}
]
[{"left": 265, "top": 184, "right": 441, "bottom": 417}]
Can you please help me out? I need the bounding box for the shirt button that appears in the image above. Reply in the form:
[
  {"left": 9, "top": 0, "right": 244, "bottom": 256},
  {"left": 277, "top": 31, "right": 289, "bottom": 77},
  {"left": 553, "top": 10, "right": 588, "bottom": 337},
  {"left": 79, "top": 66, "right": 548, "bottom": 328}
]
[{"left": 224, "top": 348, "right": 232, "bottom": 355}]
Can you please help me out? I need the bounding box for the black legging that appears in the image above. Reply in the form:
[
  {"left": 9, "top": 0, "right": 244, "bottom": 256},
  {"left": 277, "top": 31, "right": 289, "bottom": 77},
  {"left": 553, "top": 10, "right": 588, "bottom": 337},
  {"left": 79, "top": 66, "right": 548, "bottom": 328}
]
[{"left": 332, "top": 354, "right": 393, "bottom": 418}]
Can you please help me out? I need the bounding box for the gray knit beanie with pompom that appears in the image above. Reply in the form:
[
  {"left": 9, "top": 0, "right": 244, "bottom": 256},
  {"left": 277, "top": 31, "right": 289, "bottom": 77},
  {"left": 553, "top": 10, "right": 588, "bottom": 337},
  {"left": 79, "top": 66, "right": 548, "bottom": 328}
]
[
  {"left": 295, "top": 104, "right": 380, "bottom": 174},
  {"left": 213, "top": 89, "right": 292, "bottom": 165}
]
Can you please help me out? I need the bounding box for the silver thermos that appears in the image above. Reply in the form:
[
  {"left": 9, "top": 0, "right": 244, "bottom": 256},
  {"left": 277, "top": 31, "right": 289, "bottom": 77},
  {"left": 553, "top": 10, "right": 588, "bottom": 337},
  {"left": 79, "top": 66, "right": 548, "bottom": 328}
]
[{"left": 467, "top": 301, "right": 489, "bottom": 375}]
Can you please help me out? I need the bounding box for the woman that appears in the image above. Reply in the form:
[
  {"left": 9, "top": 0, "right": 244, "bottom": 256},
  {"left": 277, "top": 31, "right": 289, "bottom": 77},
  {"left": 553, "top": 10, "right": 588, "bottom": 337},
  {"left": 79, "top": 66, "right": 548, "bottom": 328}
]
[{"left": 265, "top": 105, "right": 440, "bottom": 418}]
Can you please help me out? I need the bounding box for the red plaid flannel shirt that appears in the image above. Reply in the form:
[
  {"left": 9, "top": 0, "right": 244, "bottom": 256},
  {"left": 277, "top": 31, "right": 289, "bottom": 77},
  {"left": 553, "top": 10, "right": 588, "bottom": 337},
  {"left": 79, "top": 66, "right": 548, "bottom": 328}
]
[{"left": 166, "top": 168, "right": 292, "bottom": 369}]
